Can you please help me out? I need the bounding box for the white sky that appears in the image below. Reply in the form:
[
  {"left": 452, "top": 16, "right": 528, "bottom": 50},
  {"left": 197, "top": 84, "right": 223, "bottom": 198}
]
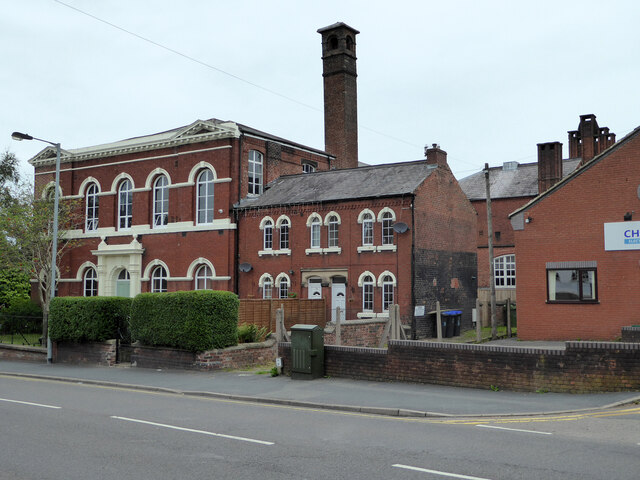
[{"left": 3, "top": 0, "right": 639, "bottom": 182}]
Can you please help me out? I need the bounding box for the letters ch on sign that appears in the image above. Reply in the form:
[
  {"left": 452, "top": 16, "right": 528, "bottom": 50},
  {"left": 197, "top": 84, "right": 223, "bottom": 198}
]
[{"left": 624, "top": 229, "right": 640, "bottom": 244}]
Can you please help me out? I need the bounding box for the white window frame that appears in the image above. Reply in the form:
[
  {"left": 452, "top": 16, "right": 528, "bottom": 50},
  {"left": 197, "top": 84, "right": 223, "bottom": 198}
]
[
  {"left": 362, "top": 213, "right": 374, "bottom": 246},
  {"left": 494, "top": 254, "right": 516, "bottom": 288},
  {"left": 275, "top": 273, "right": 291, "bottom": 299},
  {"left": 310, "top": 217, "right": 321, "bottom": 248},
  {"left": 195, "top": 265, "right": 213, "bottom": 290},
  {"left": 153, "top": 175, "right": 169, "bottom": 228},
  {"left": 151, "top": 266, "right": 168, "bottom": 293},
  {"left": 302, "top": 162, "right": 316, "bottom": 174},
  {"left": 118, "top": 179, "right": 132, "bottom": 230},
  {"left": 381, "top": 275, "right": 395, "bottom": 312},
  {"left": 248, "top": 150, "right": 263, "bottom": 195},
  {"left": 85, "top": 183, "right": 99, "bottom": 232},
  {"left": 327, "top": 214, "right": 339, "bottom": 247},
  {"left": 83, "top": 267, "right": 98, "bottom": 297},
  {"left": 196, "top": 169, "right": 214, "bottom": 225},
  {"left": 381, "top": 211, "right": 394, "bottom": 246},
  {"left": 279, "top": 218, "right": 290, "bottom": 250},
  {"left": 362, "top": 275, "right": 374, "bottom": 312},
  {"left": 263, "top": 219, "right": 273, "bottom": 250}
]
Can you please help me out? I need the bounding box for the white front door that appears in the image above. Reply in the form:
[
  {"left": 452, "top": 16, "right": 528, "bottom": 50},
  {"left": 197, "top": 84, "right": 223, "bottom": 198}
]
[
  {"left": 331, "top": 283, "right": 346, "bottom": 322},
  {"left": 308, "top": 280, "right": 322, "bottom": 299}
]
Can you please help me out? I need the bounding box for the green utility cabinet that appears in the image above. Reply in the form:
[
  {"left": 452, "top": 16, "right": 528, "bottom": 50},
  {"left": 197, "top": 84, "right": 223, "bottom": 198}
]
[{"left": 291, "top": 324, "right": 324, "bottom": 380}]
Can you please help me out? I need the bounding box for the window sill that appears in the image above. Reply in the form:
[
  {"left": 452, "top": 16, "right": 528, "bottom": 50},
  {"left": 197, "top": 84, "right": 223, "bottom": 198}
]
[
  {"left": 357, "top": 246, "right": 376, "bottom": 253},
  {"left": 305, "top": 248, "right": 323, "bottom": 255},
  {"left": 323, "top": 247, "right": 342, "bottom": 254},
  {"left": 259, "top": 249, "right": 291, "bottom": 257},
  {"left": 546, "top": 300, "right": 599, "bottom": 304},
  {"left": 357, "top": 312, "right": 376, "bottom": 319},
  {"left": 377, "top": 244, "right": 397, "bottom": 252}
]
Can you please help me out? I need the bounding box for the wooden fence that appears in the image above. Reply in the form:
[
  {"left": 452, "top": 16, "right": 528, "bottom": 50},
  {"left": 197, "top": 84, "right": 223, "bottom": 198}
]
[{"left": 239, "top": 298, "right": 327, "bottom": 332}]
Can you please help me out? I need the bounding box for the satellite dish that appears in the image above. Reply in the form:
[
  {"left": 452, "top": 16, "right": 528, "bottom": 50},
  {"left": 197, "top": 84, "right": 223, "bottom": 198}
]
[
  {"left": 238, "top": 262, "right": 252, "bottom": 272},
  {"left": 393, "top": 222, "right": 409, "bottom": 233}
]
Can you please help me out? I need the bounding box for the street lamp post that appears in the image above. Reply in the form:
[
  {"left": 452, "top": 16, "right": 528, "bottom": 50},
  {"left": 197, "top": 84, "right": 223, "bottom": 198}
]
[{"left": 11, "top": 131, "right": 61, "bottom": 364}]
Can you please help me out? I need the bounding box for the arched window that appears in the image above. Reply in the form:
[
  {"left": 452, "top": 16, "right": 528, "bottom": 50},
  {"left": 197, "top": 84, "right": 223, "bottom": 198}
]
[
  {"left": 248, "top": 150, "right": 263, "bottom": 195},
  {"left": 83, "top": 268, "right": 97, "bottom": 297},
  {"left": 151, "top": 266, "right": 167, "bottom": 293},
  {"left": 263, "top": 219, "right": 273, "bottom": 250},
  {"left": 196, "top": 169, "right": 214, "bottom": 224},
  {"left": 262, "top": 276, "right": 273, "bottom": 299},
  {"left": 346, "top": 35, "right": 354, "bottom": 51},
  {"left": 362, "top": 212, "right": 374, "bottom": 246},
  {"left": 381, "top": 275, "right": 395, "bottom": 311},
  {"left": 329, "top": 35, "right": 338, "bottom": 50},
  {"left": 279, "top": 218, "right": 290, "bottom": 250},
  {"left": 381, "top": 211, "right": 394, "bottom": 245},
  {"left": 118, "top": 180, "right": 132, "bottom": 229},
  {"left": 153, "top": 175, "right": 169, "bottom": 228},
  {"left": 85, "top": 183, "right": 99, "bottom": 231},
  {"left": 361, "top": 274, "right": 375, "bottom": 312},
  {"left": 195, "top": 265, "right": 212, "bottom": 290},
  {"left": 327, "top": 214, "right": 339, "bottom": 247},
  {"left": 310, "top": 216, "right": 321, "bottom": 248},
  {"left": 494, "top": 254, "right": 516, "bottom": 287},
  {"left": 279, "top": 277, "right": 289, "bottom": 299}
]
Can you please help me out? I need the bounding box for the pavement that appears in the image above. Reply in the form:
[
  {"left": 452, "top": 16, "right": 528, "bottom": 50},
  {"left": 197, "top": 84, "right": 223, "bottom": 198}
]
[{"left": 2, "top": 349, "right": 639, "bottom": 417}]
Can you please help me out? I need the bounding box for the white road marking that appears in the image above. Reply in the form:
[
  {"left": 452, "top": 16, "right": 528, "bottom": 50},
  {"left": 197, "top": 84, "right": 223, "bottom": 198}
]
[
  {"left": 111, "top": 416, "right": 274, "bottom": 445},
  {"left": 393, "top": 464, "right": 493, "bottom": 479},
  {"left": 0, "top": 397, "right": 61, "bottom": 409},
  {"left": 476, "top": 424, "right": 552, "bottom": 435}
]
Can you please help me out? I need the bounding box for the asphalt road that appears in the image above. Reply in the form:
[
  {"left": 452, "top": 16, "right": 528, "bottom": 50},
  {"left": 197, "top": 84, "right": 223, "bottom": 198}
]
[{"left": 1, "top": 375, "right": 639, "bottom": 480}]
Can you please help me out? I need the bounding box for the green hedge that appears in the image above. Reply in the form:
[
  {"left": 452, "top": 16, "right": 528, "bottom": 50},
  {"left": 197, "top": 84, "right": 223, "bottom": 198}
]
[
  {"left": 0, "top": 298, "right": 42, "bottom": 335},
  {"left": 49, "top": 296, "right": 132, "bottom": 343},
  {"left": 130, "top": 291, "right": 238, "bottom": 352}
]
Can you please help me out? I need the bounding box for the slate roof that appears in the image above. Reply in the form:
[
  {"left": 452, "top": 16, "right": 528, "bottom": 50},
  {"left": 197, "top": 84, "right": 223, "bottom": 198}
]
[
  {"left": 458, "top": 158, "right": 581, "bottom": 201},
  {"left": 236, "top": 160, "right": 435, "bottom": 209}
]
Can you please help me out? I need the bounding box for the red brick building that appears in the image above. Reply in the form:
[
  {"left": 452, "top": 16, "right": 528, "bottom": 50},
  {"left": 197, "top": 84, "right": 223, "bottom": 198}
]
[
  {"left": 236, "top": 147, "right": 477, "bottom": 334},
  {"left": 30, "top": 119, "right": 332, "bottom": 298},
  {"left": 510, "top": 126, "right": 640, "bottom": 340},
  {"left": 459, "top": 114, "right": 616, "bottom": 324}
]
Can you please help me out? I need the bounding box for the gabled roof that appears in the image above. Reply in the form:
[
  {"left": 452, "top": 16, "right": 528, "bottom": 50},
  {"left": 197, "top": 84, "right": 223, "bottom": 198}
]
[
  {"left": 236, "top": 160, "right": 436, "bottom": 209},
  {"left": 28, "top": 118, "right": 331, "bottom": 168},
  {"left": 509, "top": 125, "right": 640, "bottom": 218},
  {"left": 458, "top": 158, "right": 581, "bottom": 201}
]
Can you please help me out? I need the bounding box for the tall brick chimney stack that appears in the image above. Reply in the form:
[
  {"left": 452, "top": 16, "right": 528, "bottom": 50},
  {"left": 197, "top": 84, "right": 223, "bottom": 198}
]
[
  {"left": 425, "top": 143, "right": 448, "bottom": 168},
  {"left": 567, "top": 114, "right": 616, "bottom": 166},
  {"left": 318, "top": 22, "right": 359, "bottom": 170},
  {"left": 537, "top": 142, "right": 563, "bottom": 193}
]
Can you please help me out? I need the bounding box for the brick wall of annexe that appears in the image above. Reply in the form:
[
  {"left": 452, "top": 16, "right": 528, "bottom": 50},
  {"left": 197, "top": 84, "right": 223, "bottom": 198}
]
[{"left": 278, "top": 340, "right": 640, "bottom": 393}]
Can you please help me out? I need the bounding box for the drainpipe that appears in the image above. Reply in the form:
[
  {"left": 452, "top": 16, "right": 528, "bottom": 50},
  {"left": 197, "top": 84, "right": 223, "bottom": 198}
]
[
  {"left": 234, "top": 135, "right": 243, "bottom": 295},
  {"left": 410, "top": 194, "right": 416, "bottom": 340}
]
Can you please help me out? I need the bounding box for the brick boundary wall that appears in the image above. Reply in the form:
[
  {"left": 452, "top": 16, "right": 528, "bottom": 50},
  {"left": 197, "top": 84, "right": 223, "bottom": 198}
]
[
  {"left": 621, "top": 326, "right": 640, "bottom": 342},
  {"left": 0, "top": 344, "right": 47, "bottom": 363},
  {"left": 129, "top": 339, "right": 277, "bottom": 371},
  {"left": 323, "top": 319, "right": 387, "bottom": 348},
  {"left": 55, "top": 341, "right": 117, "bottom": 366},
  {"left": 278, "top": 340, "right": 640, "bottom": 393}
]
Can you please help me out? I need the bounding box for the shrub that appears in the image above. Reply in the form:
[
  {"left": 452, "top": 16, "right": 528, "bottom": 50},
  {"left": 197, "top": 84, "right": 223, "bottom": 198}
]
[
  {"left": 130, "top": 290, "right": 238, "bottom": 352},
  {"left": 0, "top": 298, "right": 42, "bottom": 335},
  {"left": 49, "top": 296, "right": 132, "bottom": 343},
  {"left": 238, "top": 323, "right": 269, "bottom": 343}
]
